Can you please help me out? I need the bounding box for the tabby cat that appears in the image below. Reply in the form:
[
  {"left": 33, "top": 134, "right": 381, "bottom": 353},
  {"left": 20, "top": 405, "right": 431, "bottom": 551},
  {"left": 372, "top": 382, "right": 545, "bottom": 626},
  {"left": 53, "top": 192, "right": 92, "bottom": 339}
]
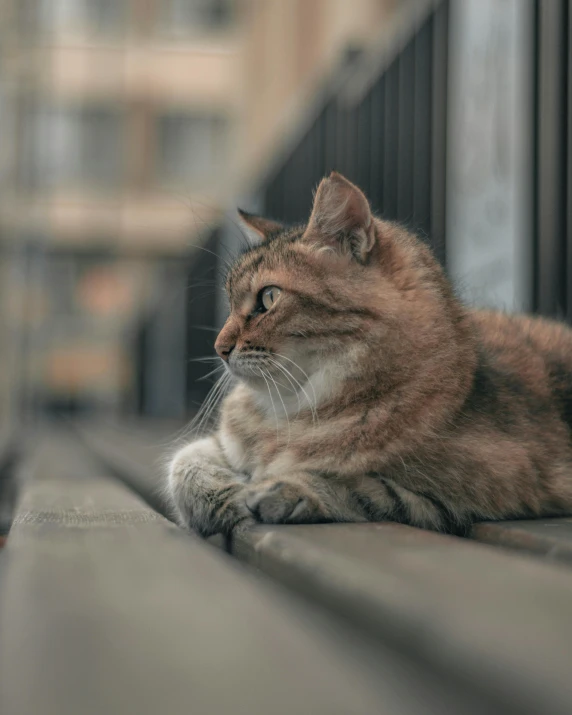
[{"left": 166, "top": 171, "right": 572, "bottom": 537}]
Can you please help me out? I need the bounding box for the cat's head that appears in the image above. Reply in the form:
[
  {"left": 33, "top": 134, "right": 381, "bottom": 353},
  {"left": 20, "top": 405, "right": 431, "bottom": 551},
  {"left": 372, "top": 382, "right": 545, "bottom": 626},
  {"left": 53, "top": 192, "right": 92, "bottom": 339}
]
[{"left": 215, "top": 171, "right": 453, "bottom": 402}]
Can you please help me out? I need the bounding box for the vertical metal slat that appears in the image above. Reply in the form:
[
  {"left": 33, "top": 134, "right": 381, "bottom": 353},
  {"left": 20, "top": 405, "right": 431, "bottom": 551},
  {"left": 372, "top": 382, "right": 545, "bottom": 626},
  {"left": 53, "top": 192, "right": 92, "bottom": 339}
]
[
  {"left": 383, "top": 60, "right": 399, "bottom": 219},
  {"left": 369, "top": 77, "right": 385, "bottom": 215},
  {"left": 397, "top": 41, "right": 416, "bottom": 225},
  {"left": 412, "top": 16, "right": 433, "bottom": 240},
  {"left": 431, "top": 0, "right": 449, "bottom": 266},
  {"left": 536, "top": 0, "right": 567, "bottom": 317}
]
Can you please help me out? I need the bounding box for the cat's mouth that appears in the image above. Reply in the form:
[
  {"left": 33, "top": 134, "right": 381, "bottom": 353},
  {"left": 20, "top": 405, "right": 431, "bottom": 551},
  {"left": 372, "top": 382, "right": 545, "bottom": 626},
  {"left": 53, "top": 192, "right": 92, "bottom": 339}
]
[
  {"left": 227, "top": 350, "right": 276, "bottom": 381},
  {"left": 228, "top": 349, "right": 314, "bottom": 404}
]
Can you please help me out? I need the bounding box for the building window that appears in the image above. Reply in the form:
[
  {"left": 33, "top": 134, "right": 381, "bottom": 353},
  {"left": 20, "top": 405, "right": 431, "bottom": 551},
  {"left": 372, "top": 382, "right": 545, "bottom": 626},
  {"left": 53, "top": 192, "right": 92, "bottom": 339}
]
[
  {"left": 159, "top": 0, "right": 234, "bottom": 37},
  {"left": 18, "top": 0, "right": 125, "bottom": 37},
  {"left": 21, "top": 105, "right": 122, "bottom": 191},
  {"left": 155, "top": 113, "right": 227, "bottom": 187}
]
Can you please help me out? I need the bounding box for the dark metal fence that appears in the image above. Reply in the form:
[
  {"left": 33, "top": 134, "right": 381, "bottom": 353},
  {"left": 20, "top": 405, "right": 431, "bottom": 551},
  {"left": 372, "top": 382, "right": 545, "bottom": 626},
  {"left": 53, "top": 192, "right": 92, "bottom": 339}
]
[
  {"left": 260, "top": 1, "right": 449, "bottom": 265},
  {"left": 133, "top": 230, "right": 220, "bottom": 417},
  {"left": 259, "top": 0, "right": 572, "bottom": 323},
  {"left": 533, "top": 0, "right": 571, "bottom": 320}
]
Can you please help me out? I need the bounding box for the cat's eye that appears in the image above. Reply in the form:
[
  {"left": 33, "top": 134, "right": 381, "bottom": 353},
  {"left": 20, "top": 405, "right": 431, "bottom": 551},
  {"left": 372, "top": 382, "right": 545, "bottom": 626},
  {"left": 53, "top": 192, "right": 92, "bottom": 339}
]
[{"left": 261, "top": 286, "right": 281, "bottom": 311}]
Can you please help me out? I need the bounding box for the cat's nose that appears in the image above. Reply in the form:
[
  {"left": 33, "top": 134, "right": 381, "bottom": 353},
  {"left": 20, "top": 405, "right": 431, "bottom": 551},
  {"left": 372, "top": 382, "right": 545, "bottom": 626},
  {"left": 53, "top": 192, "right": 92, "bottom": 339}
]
[{"left": 215, "top": 341, "right": 235, "bottom": 361}]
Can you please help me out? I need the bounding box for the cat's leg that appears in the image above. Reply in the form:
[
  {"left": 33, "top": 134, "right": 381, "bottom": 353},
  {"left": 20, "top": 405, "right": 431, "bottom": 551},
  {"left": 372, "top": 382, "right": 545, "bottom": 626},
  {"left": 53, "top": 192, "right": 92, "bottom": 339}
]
[
  {"left": 243, "top": 472, "right": 366, "bottom": 524},
  {"left": 167, "top": 437, "right": 254, "bottom": 537},
  {"left": 243, "top": 471, "right": 455, "bottom": 529}
]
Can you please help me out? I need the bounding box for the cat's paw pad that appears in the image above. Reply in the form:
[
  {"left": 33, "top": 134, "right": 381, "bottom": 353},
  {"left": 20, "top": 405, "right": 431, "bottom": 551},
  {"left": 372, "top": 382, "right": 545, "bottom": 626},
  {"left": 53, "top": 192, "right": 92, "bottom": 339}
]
[{"left": 244, "top": 481, "right": 317, "bottom": 524}]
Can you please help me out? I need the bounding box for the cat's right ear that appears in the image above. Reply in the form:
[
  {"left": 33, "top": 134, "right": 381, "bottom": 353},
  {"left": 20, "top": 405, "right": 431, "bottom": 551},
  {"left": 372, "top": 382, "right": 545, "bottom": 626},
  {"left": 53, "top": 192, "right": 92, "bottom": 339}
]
[{"left": 237, "top": 209, "right": 284, "bottom": 244}]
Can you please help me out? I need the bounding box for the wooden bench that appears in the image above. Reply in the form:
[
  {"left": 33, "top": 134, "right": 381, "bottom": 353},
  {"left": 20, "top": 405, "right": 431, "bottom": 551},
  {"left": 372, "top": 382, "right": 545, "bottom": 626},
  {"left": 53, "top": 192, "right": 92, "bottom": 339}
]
[
  {"left": 232, "top": 523, "right": 572, "bottom": 715},
  {"left": 3, "top": 428, "right": 488, "bottom": 715},
  {"left": 471, "top": 518, "right": 572, "bottom": 564},
  {"left": 3, "top": 422, "right": 572, "bottom": 714}
]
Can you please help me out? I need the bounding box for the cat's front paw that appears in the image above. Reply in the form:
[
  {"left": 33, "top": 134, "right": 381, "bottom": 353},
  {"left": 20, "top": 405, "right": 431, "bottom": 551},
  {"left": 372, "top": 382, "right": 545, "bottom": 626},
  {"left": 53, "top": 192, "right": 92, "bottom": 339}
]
[
  {"left": 244, "top": 480, "right": 323, "bottom": 524},
  {"left": 167, "top": 440, "right": 250, "bottom": 537}
]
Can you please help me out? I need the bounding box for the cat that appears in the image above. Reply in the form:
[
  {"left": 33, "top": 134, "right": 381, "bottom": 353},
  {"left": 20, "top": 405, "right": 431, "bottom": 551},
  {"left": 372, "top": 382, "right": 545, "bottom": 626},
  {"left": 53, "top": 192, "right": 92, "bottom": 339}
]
[{"left": 166, "top": 171, "right": 572, "bottom": 537}]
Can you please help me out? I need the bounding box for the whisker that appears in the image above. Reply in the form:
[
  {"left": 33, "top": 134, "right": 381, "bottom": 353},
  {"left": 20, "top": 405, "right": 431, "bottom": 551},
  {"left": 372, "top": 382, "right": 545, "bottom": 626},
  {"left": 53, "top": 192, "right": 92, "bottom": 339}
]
[
  {"left": 257, "top": 367, "right": 280, "bottom": 441},
  {"left": 190, "top": 370, "right": 232, "bottom": 437},
  {"left": 199, "top": 373, "right": 233, "bottom": 435},
  {"left": 270, "top": 354, "right": 319, "bottom": 426},
  {"left": 188, "top": 356, "right": 222, "bottom": 363},
  {"left": 267, "top": 370, "right": 291, "bottom": 447},
  {"left": 274, "top": 362, "right": 317, "bottom": 426},
  {"left": 197, "top": 364, "right": 227, "bottom": 382},
  {"left": 267, "top": 357, "right": 302, "bottom": 416},
  {"left": 192, "top": 380, "right": 224, "bottom": 435},
  {"left": 272, "top": 353, "right": 319, "bottom": 411},
  {"left": 190, "top": 325, "right": 222, "bottom": 333}
]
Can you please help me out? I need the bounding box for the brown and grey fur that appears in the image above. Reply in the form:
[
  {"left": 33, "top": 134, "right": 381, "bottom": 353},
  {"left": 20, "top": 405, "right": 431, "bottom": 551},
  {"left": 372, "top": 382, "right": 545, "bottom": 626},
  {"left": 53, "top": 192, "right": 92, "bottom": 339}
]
[{"left": 167, "top": 172, "right": 572, "bottom": 537}]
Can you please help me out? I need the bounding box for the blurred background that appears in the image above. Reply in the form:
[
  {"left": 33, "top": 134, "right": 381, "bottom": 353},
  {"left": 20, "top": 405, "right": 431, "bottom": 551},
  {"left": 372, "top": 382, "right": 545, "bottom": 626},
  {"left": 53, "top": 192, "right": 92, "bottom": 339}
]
[{"left": 0, "top": 0, "right": 566, "bottom": 429}]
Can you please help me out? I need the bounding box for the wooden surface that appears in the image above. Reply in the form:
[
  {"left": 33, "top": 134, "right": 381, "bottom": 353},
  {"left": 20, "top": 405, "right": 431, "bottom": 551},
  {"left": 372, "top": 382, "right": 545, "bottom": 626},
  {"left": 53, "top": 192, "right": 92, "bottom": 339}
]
[
  {"left": 73, "top": 420, "right": 226, "bottom": 549},
  {"left": 471, "top": 518, "right": 572, "bottom": 564},
  {"left": 232, "top": 522, "right": 572, "bottom": 715},
  {"left": 69, "top": 419, "right": 572, "bottom": 713},
  {"left": 1, "top": 430, "right": 492, "bottom": 715},
  {"left": 72, "top": 420, "right": 174, "bottom": 518}
]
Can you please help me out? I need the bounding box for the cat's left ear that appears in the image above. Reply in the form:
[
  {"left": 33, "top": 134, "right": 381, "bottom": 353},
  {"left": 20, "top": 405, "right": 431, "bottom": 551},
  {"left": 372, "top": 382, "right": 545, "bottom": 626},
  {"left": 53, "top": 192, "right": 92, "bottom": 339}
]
[
  {"left": 237, "top": 209, "right": 284, "bottom": 243},
  {"left": 303, "top": 171, "right": 375, "bottom": 262}
]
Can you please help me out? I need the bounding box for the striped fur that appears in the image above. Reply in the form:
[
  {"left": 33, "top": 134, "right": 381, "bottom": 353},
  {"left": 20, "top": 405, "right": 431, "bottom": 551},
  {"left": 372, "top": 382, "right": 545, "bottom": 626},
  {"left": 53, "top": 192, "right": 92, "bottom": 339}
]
[{"left": 167, "top": 172, "right": 572, "bottom": 537}]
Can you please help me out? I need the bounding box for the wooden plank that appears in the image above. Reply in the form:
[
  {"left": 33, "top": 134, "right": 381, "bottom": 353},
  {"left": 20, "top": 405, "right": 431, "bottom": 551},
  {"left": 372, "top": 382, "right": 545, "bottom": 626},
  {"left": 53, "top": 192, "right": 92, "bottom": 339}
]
[
  {"left": 72, "top": 420, "right": 174, "bottom": 518},
  {"left": 471, "top": 518, "right": 572, "bottom": 565},
  {"left": 232, "top": 522, "right": 572, "bottom": 715},
  {"left": 0, "top": 432, "right": 487, "bottom": 715},
  {"left": 74, "top": 420, "right": 227, "bottom": 550}
]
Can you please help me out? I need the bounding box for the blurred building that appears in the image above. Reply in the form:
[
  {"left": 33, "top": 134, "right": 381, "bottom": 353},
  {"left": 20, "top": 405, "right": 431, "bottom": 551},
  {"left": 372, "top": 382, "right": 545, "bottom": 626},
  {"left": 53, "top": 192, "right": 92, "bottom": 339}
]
[
  {"left": 0, "top": 0, "right": 239, "bottom": 418},
  {"left": 0, "top": 0, "right": 400, "bottom": 423}
]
